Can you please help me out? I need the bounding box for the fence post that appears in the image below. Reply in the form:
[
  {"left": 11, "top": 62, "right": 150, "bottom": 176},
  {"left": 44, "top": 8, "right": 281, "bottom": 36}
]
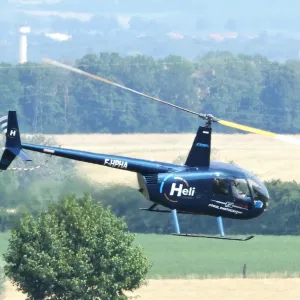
[{"left": 243, "top": 264, "right": 247, "bottom": 278}]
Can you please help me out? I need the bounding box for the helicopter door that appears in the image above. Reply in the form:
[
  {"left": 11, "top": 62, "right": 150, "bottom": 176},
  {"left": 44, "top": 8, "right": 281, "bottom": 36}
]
[{"left": 211, "top": 177, "right": 231, "bottom": 202}]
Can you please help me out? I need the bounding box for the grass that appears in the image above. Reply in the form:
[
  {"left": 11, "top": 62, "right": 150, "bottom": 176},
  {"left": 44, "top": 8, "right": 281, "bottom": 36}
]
[
  {"left": 1, "top": 232, "right": 300, "bottom": 279},
  {"left": 134, "top": 234, "right": 300, "bottom": 279}
]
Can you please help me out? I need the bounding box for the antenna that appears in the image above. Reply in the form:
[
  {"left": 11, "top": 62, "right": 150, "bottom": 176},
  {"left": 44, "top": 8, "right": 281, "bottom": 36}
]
[{"left": 19, "top": 26, "right": 31, "bottom": 64}]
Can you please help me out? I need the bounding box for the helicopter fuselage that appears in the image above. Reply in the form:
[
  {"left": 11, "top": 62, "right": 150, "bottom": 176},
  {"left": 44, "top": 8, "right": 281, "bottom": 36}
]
[
  {"left": 137, "top": 161, "right": 269, "bottom": 220},
  {"left": 19, "top": 140, "right": 269, "bottom": 221}
]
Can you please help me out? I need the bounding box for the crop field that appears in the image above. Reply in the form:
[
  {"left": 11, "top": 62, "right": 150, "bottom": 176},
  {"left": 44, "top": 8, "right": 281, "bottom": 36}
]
[
  {"left": 44, "top": 132, "right": 300, "bottom": 186},
  {"left": 134, "top": 234, "right": 300, "bottom": 279},
  {"left": 3, "top": 233, "right": 300, "bottom": 299}
]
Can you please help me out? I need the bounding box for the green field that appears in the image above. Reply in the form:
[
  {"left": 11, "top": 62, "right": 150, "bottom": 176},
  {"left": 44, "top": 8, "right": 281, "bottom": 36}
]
[
  {"left": 1, "top": 233, "right": 300, "bottom": 279},
  {"left": 134, "top": 234, "right": 300, "bottom": 279}
]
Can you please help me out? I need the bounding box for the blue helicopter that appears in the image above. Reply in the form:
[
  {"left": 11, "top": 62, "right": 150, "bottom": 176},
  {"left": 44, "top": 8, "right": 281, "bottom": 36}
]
[{"left": 1, "top": 59, "right": 298, "bottom": 241}]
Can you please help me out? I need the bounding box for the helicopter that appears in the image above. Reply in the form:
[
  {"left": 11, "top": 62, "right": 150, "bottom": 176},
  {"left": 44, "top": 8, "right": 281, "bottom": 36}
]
[{"left": 1, "top": 58, "right": 299, "bottom": 241}]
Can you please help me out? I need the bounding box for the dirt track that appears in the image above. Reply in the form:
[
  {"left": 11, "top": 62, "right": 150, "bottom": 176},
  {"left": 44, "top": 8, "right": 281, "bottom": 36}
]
[{"left": 5, "top": 279, "right": 300, "bottom": 300}]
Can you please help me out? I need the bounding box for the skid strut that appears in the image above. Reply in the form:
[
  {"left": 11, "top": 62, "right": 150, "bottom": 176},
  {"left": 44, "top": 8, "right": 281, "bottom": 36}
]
[
  {"left": 140, "top": 204, "right": 254, "bottom": 241},
  {"left": 171, "top": 209, "right": 180, "bottom": 234},
  {"left": 217, "top": 216, "right": 225, "bottom": 237}
]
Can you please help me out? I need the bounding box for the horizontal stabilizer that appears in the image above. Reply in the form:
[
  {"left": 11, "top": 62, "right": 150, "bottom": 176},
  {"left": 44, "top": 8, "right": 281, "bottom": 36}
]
[{"left": 18, "top": 149, "right": 32, "bottom": 161}]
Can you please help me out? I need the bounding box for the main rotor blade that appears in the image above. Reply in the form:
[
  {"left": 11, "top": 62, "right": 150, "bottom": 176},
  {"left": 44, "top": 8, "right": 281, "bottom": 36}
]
[
  {"left": 42, "top": 58, "right": 204, "bottom": 118},
  {"left": 218, "top": 119, "right": 300, "bottom": 145},
  {"left": 218, "top": 119, "right": 277, "bottom": 137},
  {"left": 42, "top": 58, "right": 300, "bottom": 146}
]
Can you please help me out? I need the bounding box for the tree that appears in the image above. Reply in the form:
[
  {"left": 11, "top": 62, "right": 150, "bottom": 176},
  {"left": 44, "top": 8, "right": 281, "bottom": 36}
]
[
  {"left": 0, "top": 133, "right": 88, "bottom": 231},
  {"left": 3, "top": 194, "right": 150, "bottom": 300}
]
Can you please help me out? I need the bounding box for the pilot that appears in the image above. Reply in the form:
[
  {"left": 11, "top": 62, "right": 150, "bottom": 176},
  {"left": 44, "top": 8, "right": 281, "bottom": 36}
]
[{"left": 230, "top": 180, "right": 252, "bottom": 203}]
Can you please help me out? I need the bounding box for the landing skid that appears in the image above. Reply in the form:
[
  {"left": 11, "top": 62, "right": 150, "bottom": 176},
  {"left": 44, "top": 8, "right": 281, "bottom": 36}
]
[
  {"left": 141, "top": 204, "right": 254, "bottom": 241},
  {"left": 171, "top": 233, "right": 254, "bottom": 241}
]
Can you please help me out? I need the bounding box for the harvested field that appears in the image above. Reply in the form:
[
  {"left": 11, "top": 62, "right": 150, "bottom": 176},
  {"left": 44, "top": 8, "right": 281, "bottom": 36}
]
[
  {"left": 127, "top": 278, "right": 300, "bottom": 300},
  {"left": 46, "top": 133, "right": 300, "bottom": 186},
  {"left": 4, "top": 279, "right": 300, "bottom": 300}
]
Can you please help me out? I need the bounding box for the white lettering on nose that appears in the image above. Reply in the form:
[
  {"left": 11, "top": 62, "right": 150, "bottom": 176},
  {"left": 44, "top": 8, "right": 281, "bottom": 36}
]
[{"left": 170, "top": 183, "right": 183, "bottom": 197}]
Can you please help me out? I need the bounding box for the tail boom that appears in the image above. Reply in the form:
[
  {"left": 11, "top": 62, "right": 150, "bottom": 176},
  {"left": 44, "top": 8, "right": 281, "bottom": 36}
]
[{"left": 21, "top": 143, "right": 183, "bottom": 174}]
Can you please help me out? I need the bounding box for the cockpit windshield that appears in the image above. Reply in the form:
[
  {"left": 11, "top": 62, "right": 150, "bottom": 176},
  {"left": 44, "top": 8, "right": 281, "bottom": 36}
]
[
  {"left": 243, "top": 170, "right": 269, "bottom": 208},
  {"left": 212, "top": 173, "right": 269, "bottom": 209},
  {"left": 247, "top": 178, "right": 269, "bottom": 207}
]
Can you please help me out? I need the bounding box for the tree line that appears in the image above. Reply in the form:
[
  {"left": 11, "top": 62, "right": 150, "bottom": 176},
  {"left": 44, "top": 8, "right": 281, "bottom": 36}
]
[{"left": 1, "top": 51, "right": 300, "bottom": 134}]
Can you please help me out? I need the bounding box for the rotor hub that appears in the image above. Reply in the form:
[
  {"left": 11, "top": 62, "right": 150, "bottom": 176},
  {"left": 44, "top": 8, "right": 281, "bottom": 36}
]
[{"left": 199, "top": 114, "right": 219, "bottom": 127}]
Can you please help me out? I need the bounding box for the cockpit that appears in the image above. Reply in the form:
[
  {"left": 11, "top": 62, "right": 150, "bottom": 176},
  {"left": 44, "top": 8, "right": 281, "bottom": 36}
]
[{"left": 212, "top": 174, "right": 269, "bottom": 209}]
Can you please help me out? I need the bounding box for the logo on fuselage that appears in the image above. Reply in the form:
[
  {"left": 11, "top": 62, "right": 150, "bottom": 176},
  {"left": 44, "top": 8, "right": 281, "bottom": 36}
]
[
  {"left": 170, "top": 183, "right": 195, "bottom": 197},
  {"left": 160, "top": 175, "right": 196, "bottom": 203}
]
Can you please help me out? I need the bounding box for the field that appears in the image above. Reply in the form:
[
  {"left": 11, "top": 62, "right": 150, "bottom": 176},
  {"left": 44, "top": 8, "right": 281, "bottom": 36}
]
[
  {"left": 5, "top": 279, "right": 300, "bottom": 300},
  {"left": 3, "top": 234, "right": 300, "bottom": 299},
  {"left": 45, "top": 132, "right": 300, "bottom": 186},
  {"left": 135, "top": 234, "right": 300, "bottom": 279}
]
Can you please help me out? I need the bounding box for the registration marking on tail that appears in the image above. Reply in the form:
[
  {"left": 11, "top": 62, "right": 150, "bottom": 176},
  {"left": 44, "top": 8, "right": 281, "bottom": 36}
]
[{"left": 43, "top": 149, "right": 55, "bottom": 154}]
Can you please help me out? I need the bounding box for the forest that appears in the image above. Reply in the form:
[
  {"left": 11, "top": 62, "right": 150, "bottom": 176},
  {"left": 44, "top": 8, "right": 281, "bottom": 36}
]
[
  {"left": 1, "top": 51, "right": 300, "bottom": 235},
  {"left": 1, "top": 51, "right": 300, "bottom": 134}
]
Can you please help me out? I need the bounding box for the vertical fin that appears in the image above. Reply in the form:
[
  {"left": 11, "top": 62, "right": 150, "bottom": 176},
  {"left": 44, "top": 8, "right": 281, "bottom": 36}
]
[
  {"left": 185, "top": 126, "right": 211, "bottom": 167},
  {"left": 5, "top": 111, "right": 21, "bottom": 149},
  {"left": 0, "top": 149, "right": 17, "bottom": 170},
  {"left": 0, "top": 111, "right": 31, "bottom": 170}
]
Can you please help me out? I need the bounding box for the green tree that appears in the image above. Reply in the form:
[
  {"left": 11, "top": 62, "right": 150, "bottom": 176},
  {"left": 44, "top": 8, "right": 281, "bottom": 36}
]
[
  {"left": 0, "top": 133, "right": 87, "bottom": 230},
  {"left": 3, "top": 194, "right": 150, "bottom": 300}
]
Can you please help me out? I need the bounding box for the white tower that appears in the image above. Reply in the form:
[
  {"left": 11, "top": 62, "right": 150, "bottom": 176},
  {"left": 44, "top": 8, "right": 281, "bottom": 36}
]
[{"left": 19, "top": 26, "right": 31, "bottom": 64}]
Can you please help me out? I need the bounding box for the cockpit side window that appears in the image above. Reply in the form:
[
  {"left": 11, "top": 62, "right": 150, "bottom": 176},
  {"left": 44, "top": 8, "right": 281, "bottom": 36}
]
[
  {"left": 213, "top": 178, "right": 229, "bottom": 196},
  {"left": 230, "top": 178, "right": 251, "bottom": 201}
]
